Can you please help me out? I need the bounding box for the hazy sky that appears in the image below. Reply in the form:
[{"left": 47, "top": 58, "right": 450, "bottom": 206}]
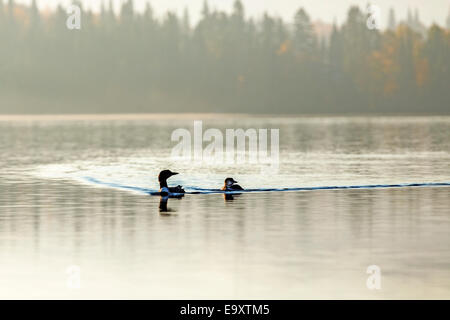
[{"left": 12, "top": 0, "right": 450, "bottom": 27}]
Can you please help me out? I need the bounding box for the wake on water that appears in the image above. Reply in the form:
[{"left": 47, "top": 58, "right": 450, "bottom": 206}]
[{"left": 83, "top": 177, "right": 450, "bottom": 196}]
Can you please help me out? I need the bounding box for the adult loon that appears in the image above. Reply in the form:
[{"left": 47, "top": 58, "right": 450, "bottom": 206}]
[
  {"left": 221, "top": 178, "right": 244, "bottom": 191},
  {"left": 159, "top": 170, "right": 185, "bottom": 195}
]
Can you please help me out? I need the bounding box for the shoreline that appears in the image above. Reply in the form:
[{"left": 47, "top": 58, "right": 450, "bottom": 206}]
[{"left": 1, "top": 113, "right": 450, "bottom": 121}]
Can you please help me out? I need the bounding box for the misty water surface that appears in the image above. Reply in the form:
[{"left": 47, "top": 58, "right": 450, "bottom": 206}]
[{"left": 0, "top": 115, "right": 449, "bottom": 299}]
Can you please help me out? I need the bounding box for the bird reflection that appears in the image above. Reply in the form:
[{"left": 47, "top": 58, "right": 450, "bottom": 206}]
[
  {"left": 223, "top": 192, "right": 242, "bottom": 202},
  {"left": 159, "top": 194, "right": 184, "bottom": 213},
  {"left": 159, "top": 196, "right": 170, "bottom": 212}
]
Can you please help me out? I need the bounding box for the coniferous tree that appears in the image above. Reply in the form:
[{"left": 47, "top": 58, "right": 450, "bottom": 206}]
[
  {"left": 446, "top": 7, "right": 450, "bottom": 29},
  {"left": 388, "top": 8, "right": 396, "bottom": 31},
  {"left": 423, "top": 25, "right": 450, "bottom": 107},
  {"left": 293, "top": 8, "right": 316, "bottom": 57}
]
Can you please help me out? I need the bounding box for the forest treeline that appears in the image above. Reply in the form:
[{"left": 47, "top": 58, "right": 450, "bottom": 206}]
[{"left": 0, "top": 0, "right": 449, "bottom": 114}]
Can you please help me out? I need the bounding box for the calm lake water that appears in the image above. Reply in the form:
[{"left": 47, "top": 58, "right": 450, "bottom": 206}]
[{"left": 0, "top": 115, "right": 449, "bottom": 299}]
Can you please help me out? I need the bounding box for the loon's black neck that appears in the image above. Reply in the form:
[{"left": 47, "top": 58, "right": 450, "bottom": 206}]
[{"left": 159, "top": 179, "right": 168, "bottom": 189}]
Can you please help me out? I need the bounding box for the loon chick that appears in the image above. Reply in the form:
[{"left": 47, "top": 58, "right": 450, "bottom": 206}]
[
  {"left": 221, "top": 177, "right": 244, "bottom": 191},
  {"left": 159, "top": 170, "right": 185, "bottom": 195}
]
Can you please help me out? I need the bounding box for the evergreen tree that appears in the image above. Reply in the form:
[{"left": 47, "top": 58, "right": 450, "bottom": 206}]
[
  {"left": 293, "top": 8, "right": 316, "bottom": 57},
  {"left": 423, "top": 25, "right": 450, "bottom": 107},
  {"left": 407, "top": 8, "right": 413, "bottom": 26},
  {"left": 202, "top": 0, "right": 210, "bottom": 20},
  {"left": 388, "top": 8, "right": 396, "bottom": 31},
  {"left": 446, "top": 7, "right": 450, "bottom": 29},
  {"left": 329, "top": 24, "right": 343, "bottom": 69}
]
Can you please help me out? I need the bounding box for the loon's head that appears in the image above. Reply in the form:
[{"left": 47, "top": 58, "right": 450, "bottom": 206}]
[
  {"left": 224, "top": 177, "right": 238, "bottom": 187},
  {"left": 159, "top": 170, "right": 179, "bottom": 183}
]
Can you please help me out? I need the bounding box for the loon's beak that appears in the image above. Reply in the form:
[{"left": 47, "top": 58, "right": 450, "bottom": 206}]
[{"left": 171, "top": 172, "right": 179, "bottom": 176}]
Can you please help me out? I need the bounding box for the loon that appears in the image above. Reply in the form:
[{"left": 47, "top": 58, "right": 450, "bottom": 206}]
[
  {"left": 221, "top": 177, "right": 244, "bottom": 191},
  {"left": 158, "top": 170, "right": 185, "bottom": 196}
]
